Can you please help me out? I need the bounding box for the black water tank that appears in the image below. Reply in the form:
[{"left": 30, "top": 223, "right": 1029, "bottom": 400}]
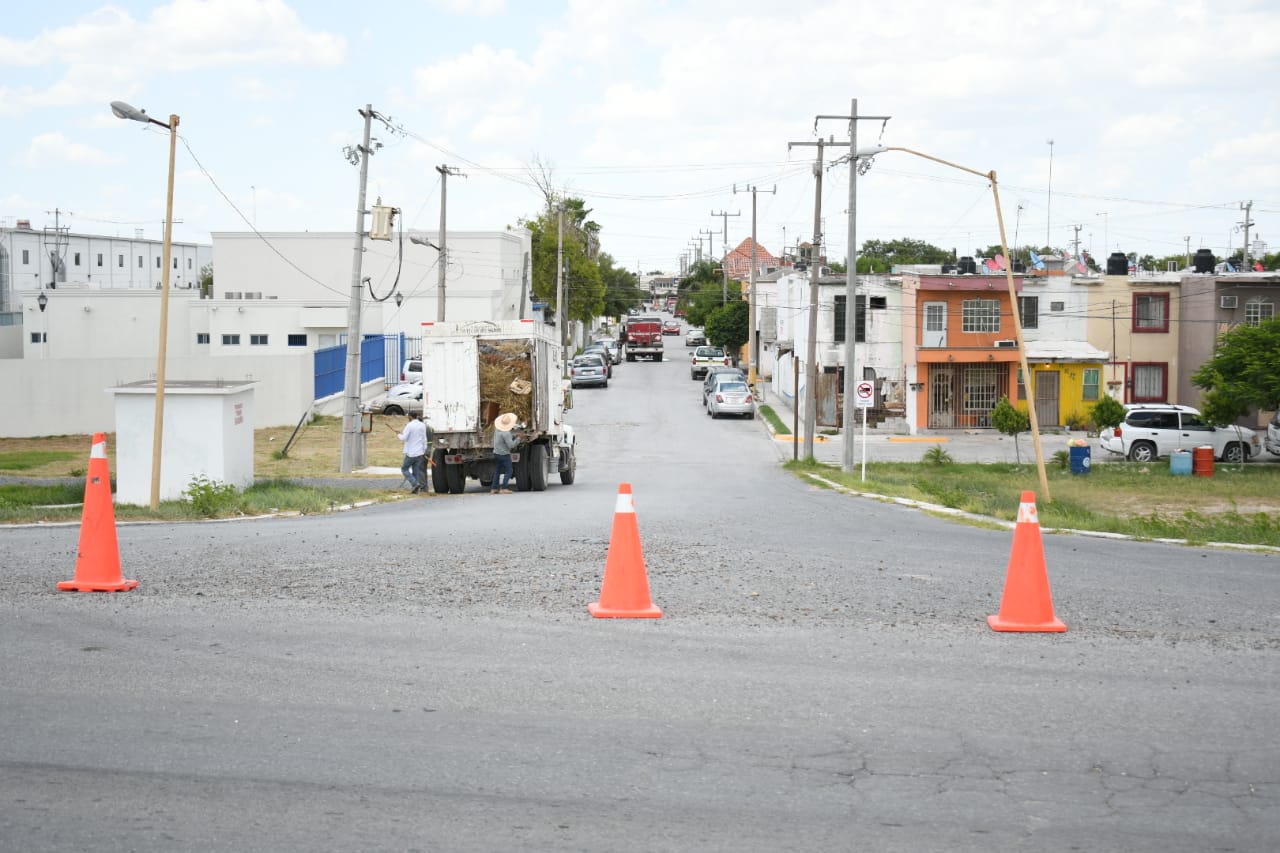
[
  {"left": 1193, "top": 248, "right": 1215, "bottom": 273},
  {"left": 941, "top": 263, "right": 957, "bottom": 274},
  {"left": 1106, "top": 252, "right": 1129, "bottom": 275},
  {"left": 958, "top": 256, "right": 978, "bottom": 274},
  {"left": 1012, "top": 260, "right": 1026, "bottom": 273}
]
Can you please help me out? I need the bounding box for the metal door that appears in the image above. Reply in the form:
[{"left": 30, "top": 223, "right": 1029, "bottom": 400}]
[
  {"left": 1034, "top": 370, "right": 1060, "bottom": 428},
  {"left": 928, "top": 367, "right": 956, "bottom": 428},
  {"left": 923, "top": 302, "right": 947, "bottom": 348}
]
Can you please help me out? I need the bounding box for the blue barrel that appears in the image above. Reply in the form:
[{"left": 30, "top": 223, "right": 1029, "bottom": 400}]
[
  {"left": 1069, "top": 445, "right": 1091, "bottom": 474},
  {"left": 1170, "top": 450, "right": 1192, "bottom": 476}
]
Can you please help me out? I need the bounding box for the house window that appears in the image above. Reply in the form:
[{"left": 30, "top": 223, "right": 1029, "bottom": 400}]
[
  {"left": 97, "top": 253, "right": 103, "bottom": 267},
  {"left": 138, "top": 255, "right": 144, "bottom": 268},
  {"left": 287, "top": 334, "right": 308, "bottom": 347},
  {"left": 197, "top": 333, "right": 210, "bottom": 345},
  {"left": 1245, "top": 300, "right": 1274, "bottom": 326},
  {"left": 1050, "top": 301, "right": 1065, "bottom": 312},
  {"left": 1082, "top": 368, "right": 1100, "bottom": 401},
  {"left": 222, "top": 334, "right": 240, "bottom": 345},
  {"left": 962, "top": 298, "right": 1001, "bottom": 333},
  {"left": 187, "top": 258, "right": 193, "bottom": 269},
  {"left": 74, "top": 252, "right": 81, "bottom": 266},
  {"left": 22, "top": 249, "right": 29, "bottom": 265},
  {"left": 1016, "top": 368, "right": 1026, "bottom": 401},
  {"left": 118, "top": 254, "right": 124, "bottom": 268},
  {"left": 833, "top": 295, "right": 867, "bottom": 344},
  {"left": 250, "top": 334, "right": 269, "bottom": 346},
  {"left": 173, "top": 257, "right": 178, "bottom": 269},
  {"left": 1131, "top": 363, "right": 1167, "bottom": 402},
  {"left": 1133, "top": 293, "right": 1169, "bottom": 332},
  {"left": 156, "top": 257, "right": 161, "bottom": 269},
  {"left": 1019, "top": 296, "right": 1039, "bottom": 329},
  {"left": 30, "top": 332, "right": 46, "bottom": 343},
  {"left": 869, "top": 296, "right": 887, "bottom": 310}
]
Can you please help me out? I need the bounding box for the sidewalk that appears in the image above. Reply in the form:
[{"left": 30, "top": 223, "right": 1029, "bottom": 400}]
[{"left": 755, "top": 384, "right": 1099, "bottom": 466}]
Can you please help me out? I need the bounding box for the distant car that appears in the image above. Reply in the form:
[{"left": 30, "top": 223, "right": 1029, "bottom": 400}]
[
  {"left": 401, "top": 359, "right": 422, "bottom": 384},
  {"left": 592, "top": 337, "right": 622, "bottom": 365},
  {"left": 690, "top": 345, "right": 729, "bottom": 380},
  {"left": 662, "top": 320, "right": 681, "bottom": 336},
  {"left": 702, "top": 366, "right": 746, "bottom": 404},
  {"left": 570, "top": 353, "right": 609, "bottom": 388},
  {"left": 582, "top": 344, "right": 613, "bottom": 378},
  {"left": 1098, "top": 403, "right": 1259, "bottom": 462},
  {"left": 707, "top": 377, "right": 754, "bottom": 419},
  {"left": 1267, "top": 411, "right": 1280, "bottom": 457},
  {"left": 685, "top": 328, "right": 706, "bottom": 347},
  {"left": 365, "top": 382, "right": 424, "bottom": 416}
]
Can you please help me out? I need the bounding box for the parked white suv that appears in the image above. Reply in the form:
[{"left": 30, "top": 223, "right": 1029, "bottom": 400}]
[
  {"left": 1098, "top": 404, "right": 1260, "bottom": 463},
  {"left": 1266, "top": 412, "right": 1280, "bottom": 457}
]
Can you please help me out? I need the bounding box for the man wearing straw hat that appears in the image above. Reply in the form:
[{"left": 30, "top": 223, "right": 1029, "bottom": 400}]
[{"left": 491, "top": 412, "right": 521, "bottom": 494}]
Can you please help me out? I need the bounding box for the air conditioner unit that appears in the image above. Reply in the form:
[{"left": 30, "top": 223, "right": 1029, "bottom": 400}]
[
  {"left": 995, "top": 339, "right": 1017, "bottom": 348},
  {"left": 224, "top": 292, "right": 241, "bottom": 299},
  {"left": 1220, "top": 295, "right": 1238, "bottom": 309}
]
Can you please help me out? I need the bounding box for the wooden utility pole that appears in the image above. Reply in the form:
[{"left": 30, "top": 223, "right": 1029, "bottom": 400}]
[{"left": 710, "top": 209, "right": 740, "bottom": 303}]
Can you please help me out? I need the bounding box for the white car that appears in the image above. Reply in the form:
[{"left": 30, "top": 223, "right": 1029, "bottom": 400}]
[
  {"left": 1098, "top": 404, "right": 1260, "bottom": 463},
  {"left": 364, "top": 382, "right": 424, "bottom": 416},
  {"left": 706, "top": 375, "right": 754, "bottom": 419},
  {"left": 1266, "top": 412, "right": 1280, "bottom": 456}
]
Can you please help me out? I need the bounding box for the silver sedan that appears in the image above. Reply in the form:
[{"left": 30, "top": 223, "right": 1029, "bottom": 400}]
[{"left": 706, "top": 377, "right": 754, "bottom": 419}]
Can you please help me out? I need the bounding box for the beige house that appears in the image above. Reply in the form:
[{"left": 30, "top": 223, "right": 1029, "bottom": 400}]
[{"left": 1082, "top": 272, "right": 1182, "bottom": 404}]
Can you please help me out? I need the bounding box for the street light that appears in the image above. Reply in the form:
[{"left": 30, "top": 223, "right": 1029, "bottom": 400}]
[
  {"left": 112, "top": 100, "right": 179, "bottom": 511},
  {"left": 858, "top": 143, "right": 1052, "bottom": 502}
]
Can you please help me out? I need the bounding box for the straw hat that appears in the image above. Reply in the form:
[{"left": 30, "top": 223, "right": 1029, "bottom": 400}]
[{"left": 494, "top": 412, "right": 519, "bottom": 432}]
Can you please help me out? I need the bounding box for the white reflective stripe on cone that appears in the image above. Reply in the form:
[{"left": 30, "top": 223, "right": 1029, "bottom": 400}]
[
  {"left": 90, "top": 442, "right": 107, "bottom": 459},
  {"left": 615, "top": 493, "right": 635, "bottom": 514},
  {"left": 1017, "top": 501, "right": 1038, "bottom": 524}
]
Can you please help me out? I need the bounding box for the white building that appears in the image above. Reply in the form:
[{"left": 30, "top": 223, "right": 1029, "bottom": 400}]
[{"left": 0, "top": 225, "right": 532, "bottom": 438}]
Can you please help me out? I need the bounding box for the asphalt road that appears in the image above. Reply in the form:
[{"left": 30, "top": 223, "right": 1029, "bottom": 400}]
[{"left": 1, "top": 342, "right": 1277, "bottom": 852}]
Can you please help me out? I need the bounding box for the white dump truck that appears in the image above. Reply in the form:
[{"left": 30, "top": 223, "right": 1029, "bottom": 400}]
[{"left": 418, "top": 319, "right": 576, "bottom": 493}]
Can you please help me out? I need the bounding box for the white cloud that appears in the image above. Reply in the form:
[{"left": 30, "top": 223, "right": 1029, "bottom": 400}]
[
  {"left": 426, "top": 0, "right": 506, "bottom": 14},
  {"left": 22, "top": 132, "right": 120, "bottom": 168}
]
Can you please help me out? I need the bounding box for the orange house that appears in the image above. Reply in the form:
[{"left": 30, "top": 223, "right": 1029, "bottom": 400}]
[{"left": 901, "top": 271, "right": 1024, "bottom": 430}]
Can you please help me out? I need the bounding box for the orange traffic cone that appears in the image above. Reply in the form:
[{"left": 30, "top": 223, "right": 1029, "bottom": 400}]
[
  {"left": 58, "top": 433, "right": 137, "bottom": 593},
  {"left": 589, "top": 483, "right": 662, "bottom": 618},
  {"left": 987, "top": 491, "right": 1064, "bottom": 632}
]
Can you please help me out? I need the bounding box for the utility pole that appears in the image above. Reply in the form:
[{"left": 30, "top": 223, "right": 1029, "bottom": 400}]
[
  {"left": 43, "top": 207, "right": 72, "bottom": 288},
  {"left": 1071, "top": 224, "right": 1083, "bottom": 262},
  {"left": 1184, "top": 236, "right": 1191, "bottom": 271},
  {"left": 435, "top": 165, "right": 463, "bottom": 321},
  {"left": 710, "top": 209, "right": 740, "bottom": 303},
  {"left": 735, "top": 184, "right": 775, "bottom": 386},
  {"left": 786, "top": 135, "right": 828, "bottom": 460},
  {"left": 698, "top": 228, "right": 716, "bottom": 268},
  {"left": 1046, "top": 139, "right": 1054, "bottom": 246},
  {"left": 340, "top": 105, "right": 375, "bottom": 474},
  {"left": 556, "top": 201, "right": 566, "bottom": 375},
  {"left": 1240, "top": 200, "right": 1254, "bottom": 271},
  {"left": 814, "top": 100, "right": 891, "bottom": 473}
]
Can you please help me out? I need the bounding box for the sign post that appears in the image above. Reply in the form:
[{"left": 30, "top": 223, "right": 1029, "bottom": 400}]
[{"left": 854, "top": 380, "right": 874, "bottom": 481}]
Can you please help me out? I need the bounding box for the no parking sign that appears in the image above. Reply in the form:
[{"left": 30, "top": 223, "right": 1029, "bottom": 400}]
[{"left": 855, "top": 381, "right": 875, "bottom": 409}]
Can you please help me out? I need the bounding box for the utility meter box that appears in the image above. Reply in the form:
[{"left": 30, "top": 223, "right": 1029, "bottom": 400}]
[
  {"left": 109, "top": 380, "right": 256, "bottom": 506},
  {"left": 370, "top": 204, "right": 397, "bottom": 241}
]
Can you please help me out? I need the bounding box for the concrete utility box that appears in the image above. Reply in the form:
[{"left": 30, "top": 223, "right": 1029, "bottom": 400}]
[{"left": 110, "top": 380, "right": 256, "bottom": 506}]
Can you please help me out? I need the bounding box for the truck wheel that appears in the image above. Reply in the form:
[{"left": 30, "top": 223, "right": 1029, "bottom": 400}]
[
  {"left": 513, "top": 452, "right": 532, "bottom": 491},
  {"left": 559, "top": 446, "right": 576, "bottom": 485},
  {"left": 655, "top": 353, "right": 663, "bottom": 362},
  {"left": 445, "top": 462, "right": 466, "bottom": 494},
  {"left": 626, "top": 354, "right": 635, "bottom": 362},
  {"left": 528, "top": 444, "right": 548, "bottom": 491},
  {"left": 431, "top": 450, "right": 449, "bottom": 494}
]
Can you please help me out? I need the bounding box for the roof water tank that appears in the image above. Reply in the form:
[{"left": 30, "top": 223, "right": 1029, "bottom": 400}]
[
  {"left": 1106, "top": 253, "right": 1129, "bottom": 275},
  {"left": 941, "top": 263, "right": 957, "bottom": 274},
  {"left": 958, "top": 256, "right": 978, "bottom": 274},
  {"left": 1012, "top": 260, "right": 1026, "bottom": 273},
  {"left": 1193, "top": 248, "right": 1215, "bottom": 274}
]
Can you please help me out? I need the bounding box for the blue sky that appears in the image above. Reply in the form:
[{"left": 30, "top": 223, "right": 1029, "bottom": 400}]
[{"left": 3, "top": 0, "right": 1278, "bottom": 275}]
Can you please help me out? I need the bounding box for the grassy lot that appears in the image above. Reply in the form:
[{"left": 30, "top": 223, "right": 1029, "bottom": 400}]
[
  {"left": 787, "top": 457, "right": 1280, "bottom": 548},
  {"left": 4, "top": 418, "right": 1279, "bottom": 547}
]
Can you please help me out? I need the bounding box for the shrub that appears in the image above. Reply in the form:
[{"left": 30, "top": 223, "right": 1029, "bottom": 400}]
[
  {"left": 1090, "top": 396, "right": 1126, "bottom": 432},
  {"left": 991, "top": 396, "right": 1031, "bottom": 462},
  {"left": 922, "top": 445, "right": 954, "bottom": 465},
  {"left": 183, "top": 474, "right": 239, "bottom": 518}
]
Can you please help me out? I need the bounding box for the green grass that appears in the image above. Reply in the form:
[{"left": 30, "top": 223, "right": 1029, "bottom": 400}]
[
  {"left": 0, "top": 450, "right": 78, "bottom": 472},
  {"left": 0, "top": 479, "right": 400, "bottom": 524},
  {"left": 758, "top": 405, "right": 790, "bottom": 434},
  {"left": 796, "top": 460, "right": 1280, "bottom": 548}
]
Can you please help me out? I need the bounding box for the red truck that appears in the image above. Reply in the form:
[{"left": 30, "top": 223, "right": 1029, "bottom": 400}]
[{"left": 621, "top": 316, "right": 664, "bottom": 362}]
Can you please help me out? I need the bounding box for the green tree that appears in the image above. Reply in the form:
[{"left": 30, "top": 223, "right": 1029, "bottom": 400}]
[
  {"left": 521, "top": 196, "right": 605, "bottom": 326},
  {"left": 857, "top": 238, "right": 952, "bottom": 272},
  {"left": 704, "top": 299, "right": 749, "bottom": 362},
  {"left": 1089, "top": 395, "right": 1126, "bottom": 432},
  {"left": 1191, "top": 316, "right": 1280, "bottom": 423},
  {"left": 598, "top": 253, "right": 637, "bottom": 319},
  {"left": 198, "top": 262, "right": 213, "bottom": 297},
  {"left": 990, "top": 395, "right": 1031, "bottom": 463}
]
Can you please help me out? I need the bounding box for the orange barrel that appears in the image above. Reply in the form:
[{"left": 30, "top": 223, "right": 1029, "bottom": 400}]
[{"left": 1192, "top": 445, "right": 1215, "bottom": 477}]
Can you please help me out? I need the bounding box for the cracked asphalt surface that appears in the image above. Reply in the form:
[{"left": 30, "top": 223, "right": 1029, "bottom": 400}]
[{"left": 1, "top": 352, "right": 1277, "bottom": 852}]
